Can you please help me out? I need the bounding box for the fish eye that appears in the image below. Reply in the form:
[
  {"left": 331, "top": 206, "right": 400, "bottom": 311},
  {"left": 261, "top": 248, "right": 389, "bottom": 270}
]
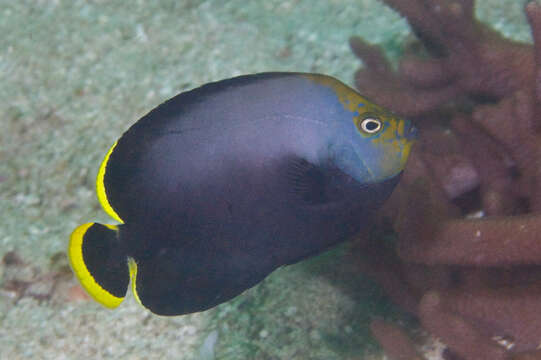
[{"left": 360, "top": 117, "right": 382, "bottom": 134}]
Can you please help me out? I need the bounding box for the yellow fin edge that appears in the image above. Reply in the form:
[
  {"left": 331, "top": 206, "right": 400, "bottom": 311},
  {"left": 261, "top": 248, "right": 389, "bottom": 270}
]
[
  {"left": 96, "top": 141, "right": 124, "bottom": 224},
  {"left": 68, "top": 223, "right": 124, "bottom": 308},
  {"left": 128, "top": 258, "right": 143, "bottom": 307}
]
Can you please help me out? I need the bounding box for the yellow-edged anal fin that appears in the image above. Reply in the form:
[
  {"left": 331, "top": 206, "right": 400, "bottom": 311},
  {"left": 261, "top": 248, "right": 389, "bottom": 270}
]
[
  {"left": 68, "top": 223, "right": 124, "bottom": 309},
  {"left": 128, "top": 258, "right": 143, "bottom": 307},
  {"left": 96, "top": 141, "right": 124, "bottom": 224}
]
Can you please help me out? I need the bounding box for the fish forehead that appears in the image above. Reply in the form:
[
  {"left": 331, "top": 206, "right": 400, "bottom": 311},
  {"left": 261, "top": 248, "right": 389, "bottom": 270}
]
[
  {"left": 302, "top": 73, "right": 373, "bottom": 113},
  {"left": 143, "top": 73, "right": 357, "bottom": 135},
  {"left": 303, "top": 73, "right": 410, "bottom": 144}
]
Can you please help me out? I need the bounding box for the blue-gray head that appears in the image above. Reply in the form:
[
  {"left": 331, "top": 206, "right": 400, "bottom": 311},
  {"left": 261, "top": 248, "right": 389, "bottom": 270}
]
[{"left": 303, "top": 74, "right": 417, "bottom": 184}]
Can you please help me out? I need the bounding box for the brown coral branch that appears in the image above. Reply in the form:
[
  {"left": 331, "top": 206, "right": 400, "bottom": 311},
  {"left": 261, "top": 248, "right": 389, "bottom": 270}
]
[
  {"left": 526, "top": 1, "right": 541, "bottom": 121},
  {"left": 451, "top": 116, "right": 518, "bottom": 215},
  {"left": 370, "top": 319, "right": 424, "bottom": 360},
  {"left": 439, "top": 284, "right": 541, "bottom": 352},
  {"left": 349, "top": 1, "right": 541, "bottom": 359},
  {"left": 512, "top": 350, "right": 541, "bottom": 360},
  {"left": 418, "top": 291, "right": 509, "bottom": 360},
  {"left": 383, "top": 0, "right": 476, "bottom": 53},
  {"left": 350, "top": 0, "right": 536, "bottom": 117},
  {"left": 398, "top": 214, "right": 541, "bottom": 266},
  {"left": 350, "top": 36, "right": 460, "bottom": 117}
]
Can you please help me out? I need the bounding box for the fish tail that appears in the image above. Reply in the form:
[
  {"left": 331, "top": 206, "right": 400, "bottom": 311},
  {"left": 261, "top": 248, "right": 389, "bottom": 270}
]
[{"left": 68, "top": 222, "right": 130, "bottom": 308}]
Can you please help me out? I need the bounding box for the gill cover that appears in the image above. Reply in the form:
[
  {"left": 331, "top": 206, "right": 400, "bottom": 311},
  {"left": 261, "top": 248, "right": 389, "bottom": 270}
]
[{"left": 68, "top": 223, "right": 129, "bottom": 308}]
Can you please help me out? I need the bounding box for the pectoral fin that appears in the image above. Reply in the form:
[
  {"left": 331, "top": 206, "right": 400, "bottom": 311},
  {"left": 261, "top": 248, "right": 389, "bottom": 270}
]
[{"left": 284, "top": 156, "right": 328, "bottom": 204}]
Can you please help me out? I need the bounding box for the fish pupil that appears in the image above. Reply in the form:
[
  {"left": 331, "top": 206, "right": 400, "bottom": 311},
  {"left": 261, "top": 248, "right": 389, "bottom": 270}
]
[{"left": 365, "top": 121, "right": 379, "bottom": 131}]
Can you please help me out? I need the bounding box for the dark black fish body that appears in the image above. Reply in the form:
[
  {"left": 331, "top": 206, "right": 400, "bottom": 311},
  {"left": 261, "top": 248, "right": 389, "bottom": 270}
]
[{"left": 69, "top": 72, "right": 416, "bottom": 315}]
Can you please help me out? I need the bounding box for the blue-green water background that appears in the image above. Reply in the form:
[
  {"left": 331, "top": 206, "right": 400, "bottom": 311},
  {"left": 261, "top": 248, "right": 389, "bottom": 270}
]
[{"left": 0, "top": 1, "right": 531, "bottom": 359}]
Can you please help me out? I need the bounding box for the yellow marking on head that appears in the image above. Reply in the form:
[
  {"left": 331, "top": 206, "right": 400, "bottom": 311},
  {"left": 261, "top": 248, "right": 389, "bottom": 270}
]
[
  {"left": 399, "top": 138, "right": 414, "bottom": 169},
  {"left": 302, "top": 73, "right": 368, "bottom": 113},
  {"left": 303, "top": 73, "right": 415, "bottom": 179},
  {"left": 96, "top": 141, "right": 124, "bottom": 224},
  {"left": 372, "top": 118, "right": 415, "bottom": 177},
  {"left": 128, "top": 258, "right": 143, "bottom": 307},
  {"left": 68, "top": 223, "right": 124, "bottom": 308},
  {"left": 397, "top": 118, "right": 405, "bottom": 136},
  {"left": 302, "top": 74, "right": 396, "bottom": 137}
]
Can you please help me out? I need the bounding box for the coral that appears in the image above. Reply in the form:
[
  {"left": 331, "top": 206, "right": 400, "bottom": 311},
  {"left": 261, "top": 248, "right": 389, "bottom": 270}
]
[
  {"left": 370, "top": 318, "right": 423, "bottom": 360},
  {"left": 350, "top": 0, "right": 535, "bottom": 117},
  {"left": 349, "top": 1, "right": 541, "bottom": 359}
]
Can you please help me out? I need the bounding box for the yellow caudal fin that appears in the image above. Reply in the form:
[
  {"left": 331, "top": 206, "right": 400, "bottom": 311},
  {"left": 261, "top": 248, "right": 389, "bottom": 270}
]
[{"left": 68, "top": 223, "right": 129, "bottom": 308}]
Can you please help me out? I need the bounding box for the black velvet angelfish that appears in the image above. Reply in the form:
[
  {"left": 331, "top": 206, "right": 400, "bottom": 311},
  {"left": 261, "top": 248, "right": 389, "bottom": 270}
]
[{"left": 68, "top": 72, "right": 416, "bottom": 316}]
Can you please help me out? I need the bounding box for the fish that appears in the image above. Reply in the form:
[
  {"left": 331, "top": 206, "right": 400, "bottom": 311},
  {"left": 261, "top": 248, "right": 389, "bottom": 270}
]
[{"left": 68, "top": 72, "right": 416, "bottom": 316}]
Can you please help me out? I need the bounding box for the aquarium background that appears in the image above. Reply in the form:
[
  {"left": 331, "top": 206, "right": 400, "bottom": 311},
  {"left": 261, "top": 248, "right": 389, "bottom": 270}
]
[{"left": 0, "top": 0, "right": 530, "bottom": 359}]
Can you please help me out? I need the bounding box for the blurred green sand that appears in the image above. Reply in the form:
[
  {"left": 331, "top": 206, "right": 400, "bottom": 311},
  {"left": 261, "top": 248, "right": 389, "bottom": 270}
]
[{"left": 0, "top": 1, "right": 531, "bottom": 359}]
